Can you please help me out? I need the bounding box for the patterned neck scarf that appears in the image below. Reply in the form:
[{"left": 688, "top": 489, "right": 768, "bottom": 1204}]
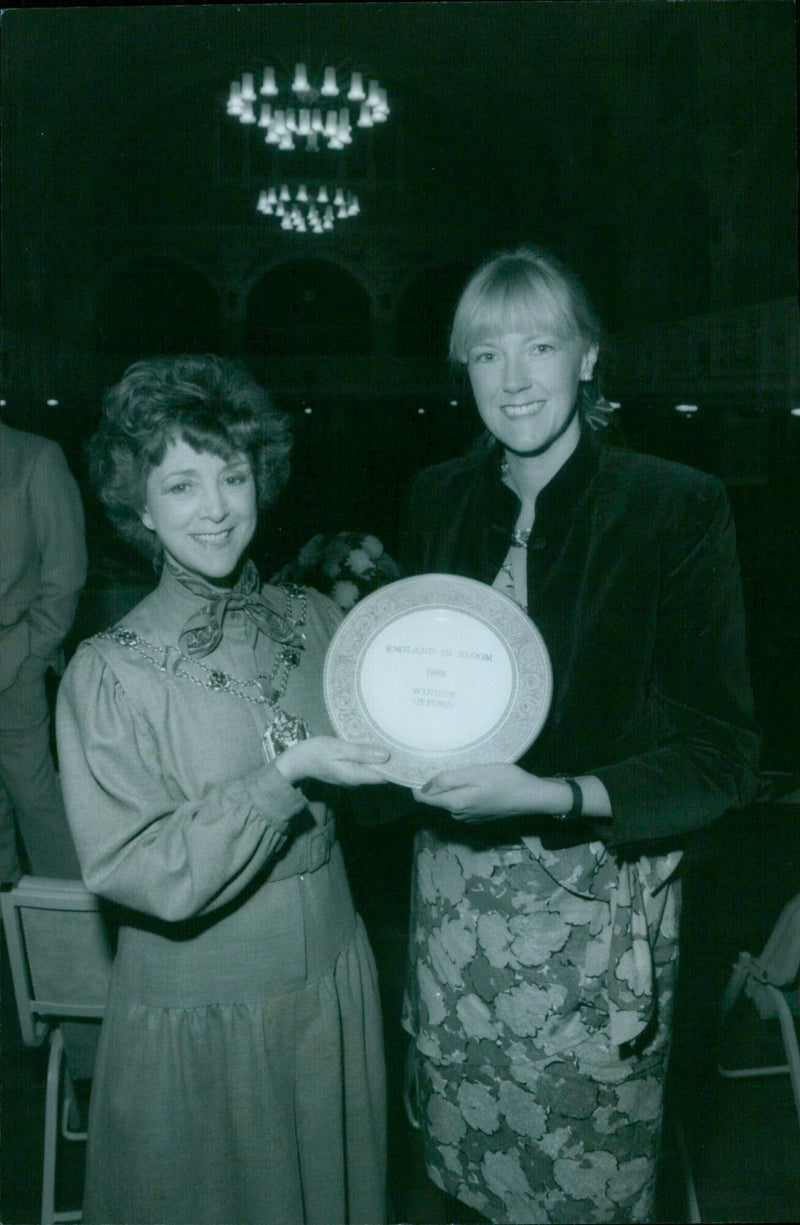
[{"left": 166, "top": 558, "right": 301, "bottom": 657}]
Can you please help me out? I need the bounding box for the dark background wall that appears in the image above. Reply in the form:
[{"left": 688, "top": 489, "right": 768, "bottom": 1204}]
[{"left": 1, "top": 1, "right": 798, "bottom": 769}]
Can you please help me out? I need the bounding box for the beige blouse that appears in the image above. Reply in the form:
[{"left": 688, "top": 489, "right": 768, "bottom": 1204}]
[{"left": 56, "top": 564, "right": 340, "bottom": 919}]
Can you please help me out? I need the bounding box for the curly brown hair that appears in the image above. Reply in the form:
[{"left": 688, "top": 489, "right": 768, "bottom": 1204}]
[{"left": 88, "top": 355, "right": 292, "bottom": 562}]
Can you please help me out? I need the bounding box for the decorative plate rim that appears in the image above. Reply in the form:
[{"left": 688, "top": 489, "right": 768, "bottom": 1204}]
[{"left": 323, "top": 574, "right": 552, "bottom": 787}]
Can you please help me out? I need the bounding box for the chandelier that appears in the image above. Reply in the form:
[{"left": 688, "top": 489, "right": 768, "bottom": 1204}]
[
  {"left": 226, "top": 63, "right": 389, "bottom": 151},
  {"left": 256, "top": 184, "right": 360, "bottom": 234}
]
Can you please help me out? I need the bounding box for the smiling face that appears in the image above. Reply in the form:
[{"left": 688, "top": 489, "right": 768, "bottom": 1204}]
[
  {"left": 140, "top": 436, "right": 257, "bottom": 582},
  {"left": 466, "top": 330, "right": 597, "bottom": 458}
]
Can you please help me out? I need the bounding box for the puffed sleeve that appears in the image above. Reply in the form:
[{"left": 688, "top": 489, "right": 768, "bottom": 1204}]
[
  {"left": 56, "top": 644, "right": 308, "bottom": 921},
  {"left": 303, "top": 585, "right": 344, "bottom": 638},
  {"left": 594, "top": 477, "right": 761, "bottom": 844}
]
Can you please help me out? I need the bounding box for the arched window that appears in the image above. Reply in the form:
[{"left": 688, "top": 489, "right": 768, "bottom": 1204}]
[
  {"left": 97, "top": 258, "right": 222, "bottom": 360},
  {"left": 245, "top": 259, "right": 372, "bottom": 357}
]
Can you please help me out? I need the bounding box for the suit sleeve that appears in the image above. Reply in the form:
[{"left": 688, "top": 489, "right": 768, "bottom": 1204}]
[{"left": 26, "top": 442, "right": 88, "bottom": 663}]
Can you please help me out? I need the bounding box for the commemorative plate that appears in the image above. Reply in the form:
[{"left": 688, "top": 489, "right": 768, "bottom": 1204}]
[{"left": 323, "top": 574, "right": 552, "bottom": 786}]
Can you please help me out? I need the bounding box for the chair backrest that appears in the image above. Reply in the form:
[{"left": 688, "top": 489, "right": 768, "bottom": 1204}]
[{"left": 1, "top": 875, "right": 114, "bottom": 1048}]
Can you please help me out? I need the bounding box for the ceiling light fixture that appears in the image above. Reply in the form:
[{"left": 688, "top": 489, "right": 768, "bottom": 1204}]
[
  {"left": 227, "top": 64, "right": 389, "bottom": 151},
  {"left": 256, "top": 183, "right": 360, "bottom": 233}
]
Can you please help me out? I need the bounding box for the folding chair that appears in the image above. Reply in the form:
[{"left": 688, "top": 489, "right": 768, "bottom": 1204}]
[
  {"left": 1, "top": 876, "right": 115, "bottom": 1225},
  {"left": 717, "top": 890, "right": 800, "bottom": 1128}
]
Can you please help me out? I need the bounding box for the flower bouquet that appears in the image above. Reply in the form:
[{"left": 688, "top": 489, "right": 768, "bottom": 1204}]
[{"left": 271, "top": 532, "right": 401, "bottom": 612}]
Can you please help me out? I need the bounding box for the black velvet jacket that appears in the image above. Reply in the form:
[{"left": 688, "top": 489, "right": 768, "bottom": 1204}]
[{"left": 400, "top": 430, "right": 761, "bottom": 847}]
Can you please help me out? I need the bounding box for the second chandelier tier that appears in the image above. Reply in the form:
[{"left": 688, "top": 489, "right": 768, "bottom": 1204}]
[{"left": 256, "top": 183, "right": 360, "bottom": 233}]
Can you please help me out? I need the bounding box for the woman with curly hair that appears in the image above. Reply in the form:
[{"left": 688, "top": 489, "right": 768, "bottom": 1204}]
[{"left": 56, "top": 354, "right": 388, "bottom": 1225}]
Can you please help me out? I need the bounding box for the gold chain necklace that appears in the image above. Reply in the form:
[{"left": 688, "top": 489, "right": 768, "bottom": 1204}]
[{"left": 98, "top": 585, "right": 311, "bottom": 757}]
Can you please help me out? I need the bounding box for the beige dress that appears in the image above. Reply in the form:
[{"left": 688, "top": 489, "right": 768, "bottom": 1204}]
[{"left": 56, "top": 565, "right": 386, "bottom": 1225}]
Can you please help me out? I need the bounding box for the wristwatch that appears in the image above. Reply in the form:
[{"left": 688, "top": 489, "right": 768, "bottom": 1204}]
[{"left": 553, "top": 776, "right": 583, "bottom": 821}]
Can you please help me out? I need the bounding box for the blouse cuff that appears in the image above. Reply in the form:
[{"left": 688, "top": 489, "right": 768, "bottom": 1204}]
[{"left": 241, "top": 763, "right": 309, "bottom": 824}]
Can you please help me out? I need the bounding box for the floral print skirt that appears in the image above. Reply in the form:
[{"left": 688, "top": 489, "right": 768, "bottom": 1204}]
[{"left": 402, "top": 824, "right": 682, "bottom": 1224}]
